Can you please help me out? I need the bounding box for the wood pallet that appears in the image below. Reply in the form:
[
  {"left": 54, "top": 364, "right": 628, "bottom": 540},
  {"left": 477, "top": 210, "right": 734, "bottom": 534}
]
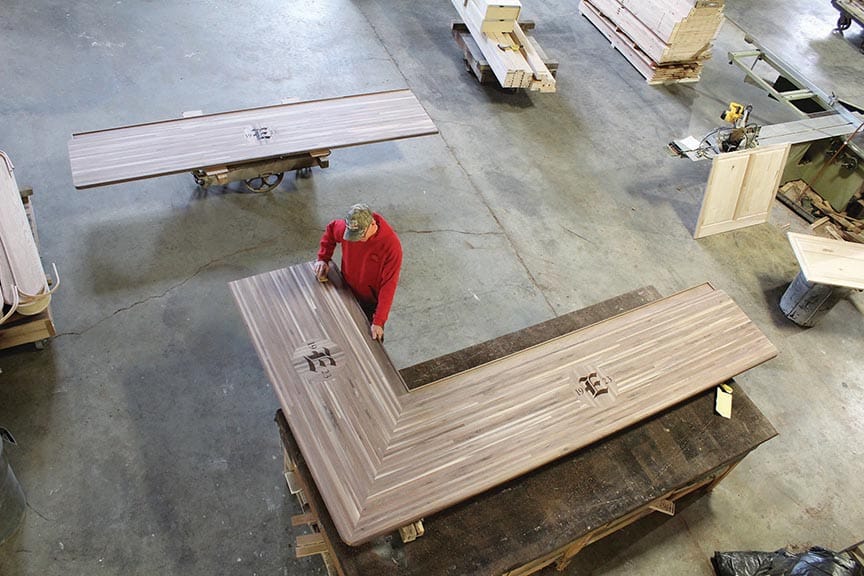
[
  {"left": 274, "top": 286, "right": 777, "bottom": 575},
  {"left": 231, "top": 264, "right": 776, "bottom": 546},
  {"left": 0, "top": 189, "right": 56, "bottom": 351},
  {"left": 580, "top": 0, "right": 704, "bottom": 84}
]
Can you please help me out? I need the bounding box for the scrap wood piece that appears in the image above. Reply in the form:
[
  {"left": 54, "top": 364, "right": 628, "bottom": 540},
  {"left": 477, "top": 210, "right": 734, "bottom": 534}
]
[
  {"left": 230, "top": 264, "right": 777, "bottom": 546},
  {"left": 67, "top": 89, "right": 438, "bottom": 189}
]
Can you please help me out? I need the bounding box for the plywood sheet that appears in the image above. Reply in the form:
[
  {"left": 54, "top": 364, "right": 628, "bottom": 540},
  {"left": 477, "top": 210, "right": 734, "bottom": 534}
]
[
  {"left": 787, "top": 232, "right": 864, "bottom": 289},
  {"left": 694, "top": 143, "right": 791, "bottom": 238},
  {"left": 230, "top": 264, "right": 777, "bottom": 546},
  {"left": 68, "top": 89, "right": 438, "bottom": 189}
]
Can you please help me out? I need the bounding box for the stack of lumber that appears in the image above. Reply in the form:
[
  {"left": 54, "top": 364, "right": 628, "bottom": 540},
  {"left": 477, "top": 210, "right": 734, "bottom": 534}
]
[
  {"left": 0, "top": 151, "right": 54, "bottom": 323},
  {"left": 451, "top": 0, "right": 556, "bottom": 92},
  {"left": 579, "top": 0, "right": 724, "bottom": 84},
  {"left": 231, "top": 263, "right": 776, "bottom": 546}
]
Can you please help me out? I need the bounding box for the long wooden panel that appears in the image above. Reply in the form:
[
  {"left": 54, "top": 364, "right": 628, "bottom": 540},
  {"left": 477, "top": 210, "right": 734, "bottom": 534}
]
[
  {"left": 67, "top": 89, "right": 438, "bottom": 189},
  {"left": 788, "top": 232, "right": 864, "bottom": 289},
  {"left": 230, "top": 264, "right": 777, "bottom": 545}
]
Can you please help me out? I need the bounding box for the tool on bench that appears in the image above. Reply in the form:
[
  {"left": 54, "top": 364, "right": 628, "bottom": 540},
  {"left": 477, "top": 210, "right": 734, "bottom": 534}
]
[{"left": 668, "top": 102, "right": 761, "bottom": 160}]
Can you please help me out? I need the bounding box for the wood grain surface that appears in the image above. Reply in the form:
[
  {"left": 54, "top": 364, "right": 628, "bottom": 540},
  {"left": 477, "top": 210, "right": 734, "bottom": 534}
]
[
  {"left": 0, "top": 151, "right": 49, "bottom": 307},
  {"left": 787, "top": 232, "right": 864, "bottom": 289},
  {"left": 230, "top": 264, "right": 777, "bottom": 545},
  {"left": 68, "top": 89, "right": 438, "bottom": 189}
]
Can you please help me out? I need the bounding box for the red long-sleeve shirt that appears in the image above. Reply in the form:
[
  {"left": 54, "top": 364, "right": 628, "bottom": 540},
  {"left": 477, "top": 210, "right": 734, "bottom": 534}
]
[{"left": 317, "top": 213, "right": 403, "bottom": 327}]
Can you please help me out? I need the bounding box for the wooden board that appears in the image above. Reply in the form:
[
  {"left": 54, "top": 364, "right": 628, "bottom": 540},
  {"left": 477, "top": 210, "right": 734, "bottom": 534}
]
[
  {"left": 694, "top": 143, "right": 791, "bottom": 238},
  {"left": 0, "top": 307, "right": 55, "bottom": 350},
  {"left": 230, "top": 264, "right": 777, "bottom": 545},
  {"left": 67, "top": 89, "right": 438, "bottom": 189},
  {"left": 275, "top": 288, "right": 778, "bottom": 575},
  {"left": 787, "top": 232, "right": 864, "bottom": 289}
]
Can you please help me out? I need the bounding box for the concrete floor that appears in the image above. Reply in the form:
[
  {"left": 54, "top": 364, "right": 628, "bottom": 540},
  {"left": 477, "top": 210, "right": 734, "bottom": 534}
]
[{"left": 0, "top": 1, "right": 862, "bottom": 574}]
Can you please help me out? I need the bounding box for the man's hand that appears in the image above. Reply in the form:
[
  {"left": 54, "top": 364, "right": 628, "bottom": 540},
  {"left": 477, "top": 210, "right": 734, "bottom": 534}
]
[
  {"left": 313, "top": 260, "right": 330, "bottom": 282},
  {"left": 371, "top": 324, "right": 384, "bottom": 342}
]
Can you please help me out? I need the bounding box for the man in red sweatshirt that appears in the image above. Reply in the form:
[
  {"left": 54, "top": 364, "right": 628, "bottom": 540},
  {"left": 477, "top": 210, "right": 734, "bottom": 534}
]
[{"left": 314, "top": 204, "right": 403, "bottom": 342}]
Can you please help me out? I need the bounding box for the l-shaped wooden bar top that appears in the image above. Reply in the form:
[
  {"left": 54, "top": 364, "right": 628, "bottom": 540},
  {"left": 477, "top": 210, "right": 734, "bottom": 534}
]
[
  {"left": 230, "top": 263, "right": 777, "bottom": 545},
  {"left": 68, "top": 89, "right": 438, "bottom": 189}
]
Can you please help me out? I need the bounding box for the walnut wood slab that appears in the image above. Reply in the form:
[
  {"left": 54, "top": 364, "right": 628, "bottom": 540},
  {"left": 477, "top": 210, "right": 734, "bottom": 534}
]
[
  {"left": 230, "top": 264, "right": 777, "bottom": 546},
  {"left": 68, "top": 89, "right": 438, "bottom": 189}
]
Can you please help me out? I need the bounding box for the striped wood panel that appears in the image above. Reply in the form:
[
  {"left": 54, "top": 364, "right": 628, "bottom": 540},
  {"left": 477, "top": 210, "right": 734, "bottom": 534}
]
[
  {"left": 230, "top": 264, "right": 777, "bottom": 545},
  {"left": 68, "top": 89, "right": 438, "bottom": 189}
]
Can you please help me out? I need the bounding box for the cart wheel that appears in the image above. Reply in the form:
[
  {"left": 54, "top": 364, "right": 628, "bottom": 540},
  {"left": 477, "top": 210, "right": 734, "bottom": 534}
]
[
  {"left": 244, "top": 172, "right": 284, "bottom": 193},
  {"left": 34, "top": 339, "right": 48, "bottom": 350},
  {"left": 297, "top": 167, "right": 312, "bottom": 179},
  {"left": 193, "top": 174, "right": 206, "bottom": 187},
  {"left": 837, "top": 13, "right": 852, "bottom": 31}
]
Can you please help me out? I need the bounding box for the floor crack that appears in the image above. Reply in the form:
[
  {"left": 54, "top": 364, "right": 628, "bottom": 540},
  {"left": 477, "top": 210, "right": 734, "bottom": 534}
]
[
  {"left": 54, "top": 238, "right": 279, "bottom": 338},
  {"left": 401, "top": 228, "right": 503, "bottom": 236}
]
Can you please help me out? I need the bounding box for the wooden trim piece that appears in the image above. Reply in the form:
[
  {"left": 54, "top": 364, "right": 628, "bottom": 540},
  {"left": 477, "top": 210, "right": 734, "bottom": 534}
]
[
  {"left": 67, "top": 90, "right": 438, "bottom": 189},
  {"left": 787, "top": 232, "right": 864, "bottom": 289},
  {"left": 296, "top": 533, "right": 328, "bottom": 558},
  {"left": 231, "top": 265, "right": 777, "bottom": 545},
  {"left": 694, "top": 143, "right": 791, "bottom": 238},
  {"left": 511, "top": 23, "right": 556, "bottom": 92}
]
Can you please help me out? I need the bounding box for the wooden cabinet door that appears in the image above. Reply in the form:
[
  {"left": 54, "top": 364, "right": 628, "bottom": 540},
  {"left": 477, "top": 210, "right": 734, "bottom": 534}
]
[{"left": 694, "top": 143, "right": 791, "bottom": 238}]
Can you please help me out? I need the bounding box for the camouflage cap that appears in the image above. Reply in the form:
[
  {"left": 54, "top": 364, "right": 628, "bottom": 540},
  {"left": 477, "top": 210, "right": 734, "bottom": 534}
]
[{"left": 343, "top": 203, "right": 374, "bottom": 241}]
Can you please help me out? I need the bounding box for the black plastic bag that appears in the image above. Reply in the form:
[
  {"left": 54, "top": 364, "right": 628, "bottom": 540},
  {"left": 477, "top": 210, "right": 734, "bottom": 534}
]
[{"left": 712, "top": 547, "right": 862, "bottom": 576}]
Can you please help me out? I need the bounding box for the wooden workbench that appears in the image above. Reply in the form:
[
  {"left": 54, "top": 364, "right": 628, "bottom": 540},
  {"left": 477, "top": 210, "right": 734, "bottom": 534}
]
[{"left": 277, "top": 286, "right": 778, "bottom": 575}]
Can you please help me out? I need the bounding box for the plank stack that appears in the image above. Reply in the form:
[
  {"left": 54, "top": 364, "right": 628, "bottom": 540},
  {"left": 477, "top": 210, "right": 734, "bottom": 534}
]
[
  {"left": 452, "top": 0, "right": 556, "bottom": 92},
  {"left": 0, "top": 151, "right": 56, "bottom": 326},
  {"left": 579, "top": 0, "right": 724, "bottom": 84}
]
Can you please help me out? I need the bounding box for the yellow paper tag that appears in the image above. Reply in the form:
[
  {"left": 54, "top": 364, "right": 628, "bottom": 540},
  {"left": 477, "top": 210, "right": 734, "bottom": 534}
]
[{"left": 715, "top": 384, "right": 733, "bottom": 419}]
